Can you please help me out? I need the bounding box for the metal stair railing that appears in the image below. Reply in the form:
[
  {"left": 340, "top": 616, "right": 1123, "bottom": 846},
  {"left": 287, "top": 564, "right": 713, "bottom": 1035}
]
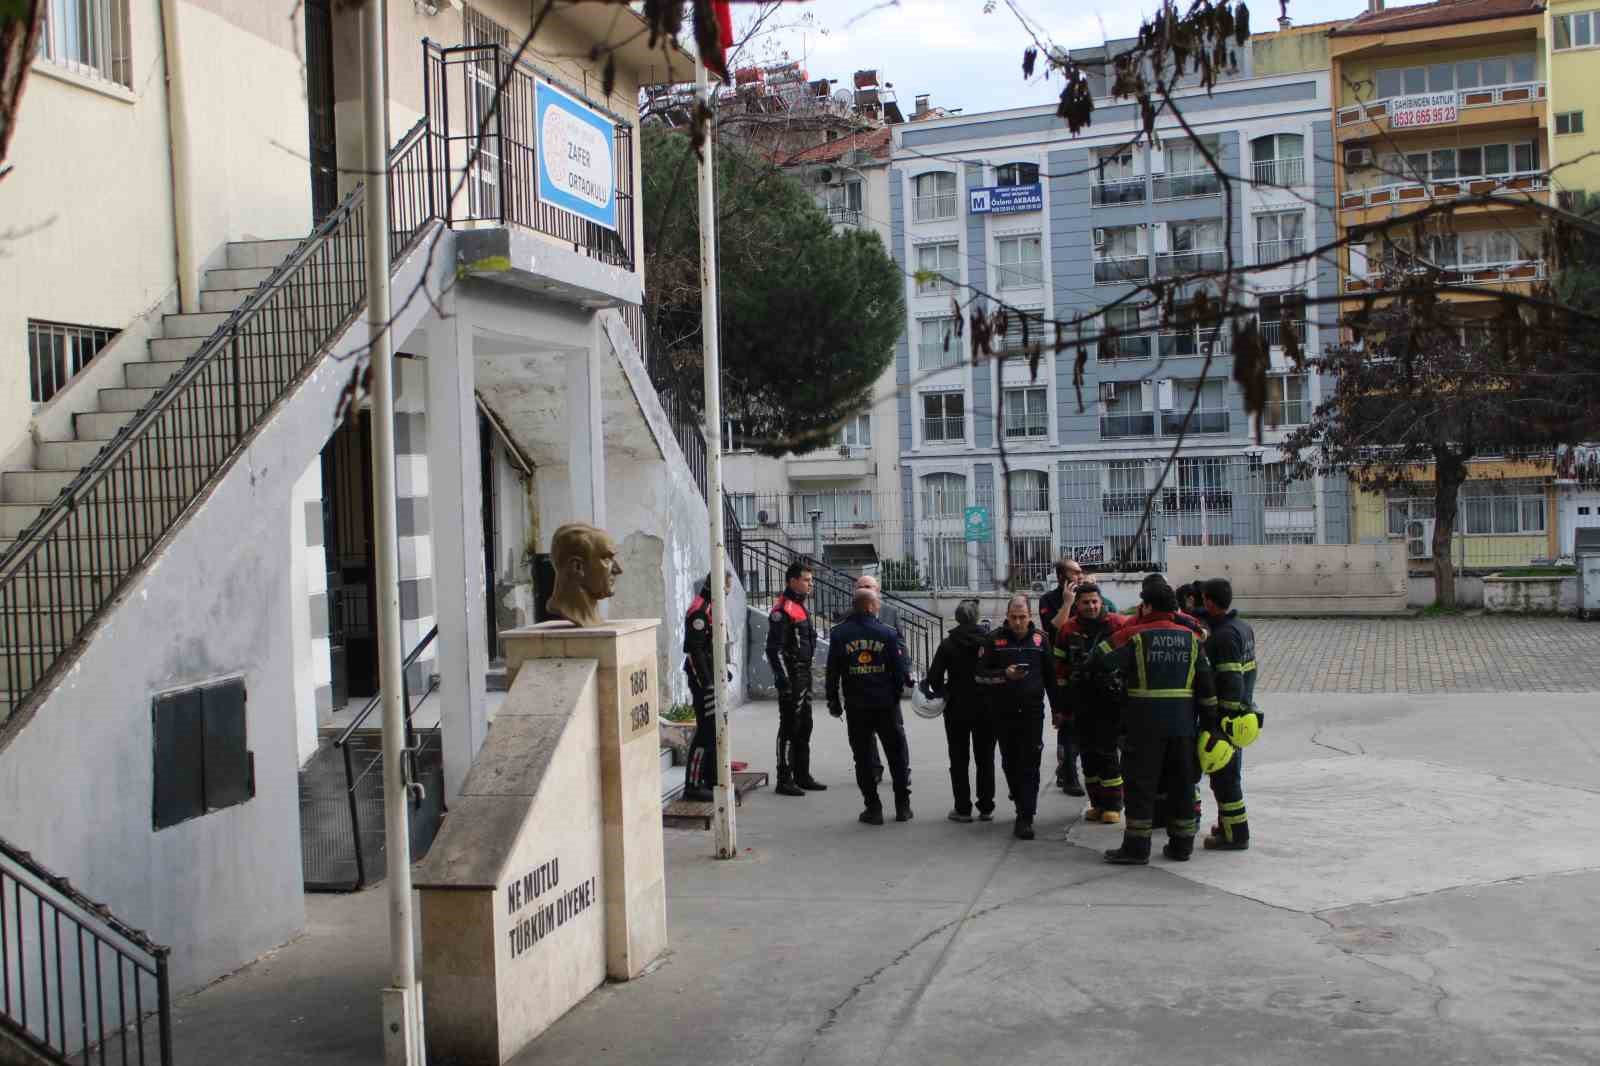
[
  {"left": 0, "top": 119, "right": 435, "bottom": 726},
  {"left": 324, "top": 625, "right": 442, "bottom": 892},
  {"left": 0, "top": 836, "right": 171, "bottom": 1065},
  {"left": 737, "top": 537, "right": 940, "bottom": 677}
]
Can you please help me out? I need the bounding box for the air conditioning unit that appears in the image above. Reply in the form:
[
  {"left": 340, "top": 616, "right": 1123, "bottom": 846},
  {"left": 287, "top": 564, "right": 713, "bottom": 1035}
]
[
  {"left": 1093, "top": 227, "right": 1107, "bottom": 249},
  {"left": 757, "top": 509, "right": 775, "bottom": 526},
  {"left": 1344, "top": 147, "right": 1374, "bottom": 170},
  {"left": 1406, "top": 518, "right": 1435, "bottom": 560},
  {"left": 838, "top": 443, "right": 854, "bottom": 458},
  {"left": 817, "top": 166, "right": 836, "bottom": 184}
]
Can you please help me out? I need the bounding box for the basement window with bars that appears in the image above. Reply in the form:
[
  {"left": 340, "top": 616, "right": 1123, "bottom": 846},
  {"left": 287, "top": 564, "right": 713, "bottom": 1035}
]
[
  {"left": 28, "top": 319, "right": 117, "bottom": 404},
  {"left": 152, "top": 678, "right": 255, "bottom": 831},
  {"left": 38, "top": 0, "right": 131, "bottom": 87}
]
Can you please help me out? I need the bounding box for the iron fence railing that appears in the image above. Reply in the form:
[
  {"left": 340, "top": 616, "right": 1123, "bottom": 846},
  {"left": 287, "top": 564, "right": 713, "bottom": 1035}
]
[
  {"left": 1152, "top": 170, "right": 1221, "bottom": 201},
  {"left": 1251, "top": 157, "right": 1305, "bottom": 187},
  {"left": 0, "top": 122, "right": 434, "bottom": 725},
  {"left": 1092, "top": 176, "right": 1145, "bottom": 206},
  {"left": 422, "top": 41, "right": 634, "bottom": 270},
  {"left": 0, "top": 835, "right": 170, "bottom": 1065},
  {"left": 1094, "top": 254, "right": 1149, "bottom": 284}
]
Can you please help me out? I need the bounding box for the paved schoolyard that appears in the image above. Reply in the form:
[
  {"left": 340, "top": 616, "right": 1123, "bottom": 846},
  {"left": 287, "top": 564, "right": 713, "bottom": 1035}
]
[{"left": 1252, "top": 616, "right": 1600, "bottom": 692}]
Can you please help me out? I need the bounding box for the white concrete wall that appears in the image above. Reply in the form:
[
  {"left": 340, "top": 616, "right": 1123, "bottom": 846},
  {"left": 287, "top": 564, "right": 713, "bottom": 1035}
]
[
  {"left": 1166, "top": 543, "right": 1409, "bottom": 615},
  {"left": 289, "top": 456, "right": 328, "bottom": 765}
]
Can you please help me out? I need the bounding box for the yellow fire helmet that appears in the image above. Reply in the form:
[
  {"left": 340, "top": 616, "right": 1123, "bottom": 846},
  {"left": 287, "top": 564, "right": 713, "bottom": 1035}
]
[
  {"left": 1221, "top": 711, "right": 1263, "bottom": 749},
  {"left": 1197, "top": 730, "right": 1236, "bottom": 775}
]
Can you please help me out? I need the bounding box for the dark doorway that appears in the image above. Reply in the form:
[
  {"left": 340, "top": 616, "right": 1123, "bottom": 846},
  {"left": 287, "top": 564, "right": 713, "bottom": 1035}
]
[
  {"left": 304, "top": 0, "right": 338, "bottom": 221},
  {"left": 322, "top": 414, "right": 379, "bottom": 701},
  {"left": 479, "top": 412, "right": 500, "bottom": 658}
]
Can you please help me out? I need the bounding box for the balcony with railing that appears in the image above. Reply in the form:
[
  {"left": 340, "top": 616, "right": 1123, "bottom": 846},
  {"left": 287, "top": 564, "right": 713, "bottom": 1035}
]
[
  {"left": 1262, "top": 398, "right": 1311, "bottom": 426},
  {"left": 918, "top": 342, "right": 963, "bottom": 371},
  {"left": 1157, "top": 328, "right": 1231, "bottom": 357},
  {"left": 913, "top": 193, "right": 959, "bottom": 222},
  {"left": 1161, "top": 410, "right": 1230, "bottom": 434},
  {"left": 1099, "top": 412, "right": 1156, "bottom": 438},
  {"left": 826, "top": 205, "right": 863, "bottom": 226},
  {"left": 1251, "top": 157, "right": 1305, "bottom": 187},
  {"left": 1156, "top": 248, "right": 1226, "bottom": 277},
  {"left": 923, "top": 415, "right": 966, "bottom": 444},
  {"left": 1339, "top": 170, "right": 1549, "bottom": 213},
  {"left": 1094, "top": 254, "right": 1149, "bottom": 284},
  {"left": 1162, "top": 488, "right": 1234, "bottom": 512},
  {"left": 1258, "top": 319, "right": 1306, "bottom": 348},
  {"left": 1255, "top": 237, "right": 1304, "bottom": 267},
  {"left": 1335, "top": 81, "right": 1547, "bottom": 131},
  {"left": 424, "top": 41, "right": 635, "bottom": 270},
  {"left": 1099, "top": 333, "right": 1153, "bottom": 361},
  {"left": 1344, "top": 258, "right": 1546, "bottom": 294},
  {"left": 1092, "top": 175, "right": 1146, "bottom": 206},
  {"left": 1152, "top": 170, "right": 1221, "bottom": 201},
  {"left": 1102, "top": 490, "right": 1148, "bottom": 514}
]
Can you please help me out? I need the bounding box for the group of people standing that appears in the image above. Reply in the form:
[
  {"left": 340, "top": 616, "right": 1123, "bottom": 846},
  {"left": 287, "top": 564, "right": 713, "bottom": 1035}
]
[{"left": 680, "top": 557, "right": 1262, "bottom": 865}]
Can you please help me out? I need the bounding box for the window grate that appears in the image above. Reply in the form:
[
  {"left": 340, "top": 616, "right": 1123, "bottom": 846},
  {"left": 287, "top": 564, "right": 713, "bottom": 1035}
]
[
  {"left": 38, "top": 0, "right": 131, "bottom": 87},
  {"left": 28, "top": 318, "right": 118, "bottom": 404}
]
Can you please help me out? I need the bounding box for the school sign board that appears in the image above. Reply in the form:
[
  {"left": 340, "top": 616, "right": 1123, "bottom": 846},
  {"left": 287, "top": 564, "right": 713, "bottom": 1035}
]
[
  {"left": 968, "top": 183, "right": 1043, "bottom": 215},
  {"left": 536, "top": 80, "right": 617, "bottom": 231}
]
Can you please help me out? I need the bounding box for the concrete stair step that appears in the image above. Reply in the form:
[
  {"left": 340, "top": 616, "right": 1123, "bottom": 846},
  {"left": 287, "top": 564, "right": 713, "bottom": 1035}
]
[
  {"left": 148, "top": 337, "right": 206, "bottom": 361},
  {"left": 73, "top": 410, "right": 137, "bottom": 440},
  {"left": 124, "top": 359, "right": 190, "bottom": 389},
  {"left": 0, "top": 504, "right": 44, "bottom": 537},
  {"left": 199, "top": 288, "right": 255, "bottom": 313},
  {"left": 33, "top": 440, "right": 109, "bottom": 470},
  {"left": 226, "top": 239, "right": 304, "bottom": 270},
  {"left": 1, "top": 470, "right": 75, "bottom": 504},
  {"left": 203, "top": 266, "right": 274, "bottom": 290},
  {"left": 98, "top": 386, "right": 162, "bottom": 413},
  {"left": 162, "top": 312, "right": 232, "bottom": 339},
  {"left": 0, "top": 496, "right": 175, "bottom": 537}
]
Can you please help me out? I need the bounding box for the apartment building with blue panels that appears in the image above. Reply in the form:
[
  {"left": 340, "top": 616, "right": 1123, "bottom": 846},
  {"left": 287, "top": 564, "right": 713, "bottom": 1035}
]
[{"left": 887, "top": 32, "right": 1345, "bottom": 588}]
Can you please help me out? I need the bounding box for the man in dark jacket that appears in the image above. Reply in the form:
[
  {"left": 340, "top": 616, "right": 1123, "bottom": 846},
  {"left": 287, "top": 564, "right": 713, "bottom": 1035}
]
[
  {"left": 1201, "top": 577, "right": 1260, "bottom": 851},
  {"left": 1039, "top": 560, "right": 1086, "bottom": 798},
  {"left": 681, "top": 571, "right": 728, "bottom": 802},
  {"left": 976, "top": 594, "right": 1063, "bottom": 840},
  {"left": 1053, "top": 582, "right": 1130, "bottom": 823},
  {"left": 923, "top": 600, "right": 994, "bottom": 823},
  {"left": 1091, "top": 580, "right": 1217, "bottom": 865},
  {"left": 766, "top": 561, "right": 824, "bottom": 797},
  {"left": 826, "top": 588, "right": 915, "bottom": 825}
]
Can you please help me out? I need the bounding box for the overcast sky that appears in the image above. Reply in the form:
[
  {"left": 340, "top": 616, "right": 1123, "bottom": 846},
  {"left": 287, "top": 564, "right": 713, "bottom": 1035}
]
[{"left": 734, "top": 0, "right": 1405, "bottom": 118}]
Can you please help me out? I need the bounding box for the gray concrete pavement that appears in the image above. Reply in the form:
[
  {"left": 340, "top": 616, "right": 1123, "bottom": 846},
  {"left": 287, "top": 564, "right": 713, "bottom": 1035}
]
[{"left": 153, "top": 618, "right": 1600, "bottom": 1066}]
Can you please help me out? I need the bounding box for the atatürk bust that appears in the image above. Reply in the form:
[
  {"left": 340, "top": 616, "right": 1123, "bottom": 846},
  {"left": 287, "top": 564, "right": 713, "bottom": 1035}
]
[{"left": 546, "top": 522, "right": 623, "bottom": 627}]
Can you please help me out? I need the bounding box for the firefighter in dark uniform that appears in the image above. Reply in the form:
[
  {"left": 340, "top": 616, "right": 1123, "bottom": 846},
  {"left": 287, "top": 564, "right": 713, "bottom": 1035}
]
[
  {"left": 682, "top": 571, "right": 730, "bottom": 803},
  {"left": 766, "top": 560, "right": 825, "bottom": 797},
  {"left": 1052, "top": 582, "right": 1130, "bottom": 823},
  {"left": 976, "top": 593, "right": 1063, "bottom": 840},
  {"left": 1092, "top": 580, "right": 1218, "bottom": 864},
  {"left": 1039, "top": 560, "right": 1086, "bottom": 798},
  {"left": 1201, "top": 577, "right": 1262, "bottom": 850},
  {"left": 826, "top": 587, "right": 915, "bottom": 825}
]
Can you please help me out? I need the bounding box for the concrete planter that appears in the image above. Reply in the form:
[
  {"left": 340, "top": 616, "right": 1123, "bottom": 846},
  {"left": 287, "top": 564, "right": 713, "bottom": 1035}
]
[
  {"left": 659, "top": 719, "right": 696, "bottom": 763},
  {"left": 1482, "top": 574, "right": 1578, "bottom": 613}
]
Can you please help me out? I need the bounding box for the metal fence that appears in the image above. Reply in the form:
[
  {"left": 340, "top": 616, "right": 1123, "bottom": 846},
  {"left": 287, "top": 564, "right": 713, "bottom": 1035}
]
[{"left": 728, "top": 458, "right": 1565, "bottom": 587}]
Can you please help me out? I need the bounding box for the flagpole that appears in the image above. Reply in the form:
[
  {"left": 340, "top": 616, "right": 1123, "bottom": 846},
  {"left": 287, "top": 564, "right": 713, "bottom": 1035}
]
[{"left": 696, "top": 54, "right": 737, "bottom": 859}]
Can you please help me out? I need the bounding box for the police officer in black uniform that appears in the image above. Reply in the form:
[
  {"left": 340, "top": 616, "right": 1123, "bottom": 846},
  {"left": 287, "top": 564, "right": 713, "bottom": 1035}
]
[
  {"left": 976, "top": 593, "right": 1063, "bottom": 840},
  {"left": 682, "top": 571, "right": 729, "bottom": 803},
  {"left": 826, "top": 587, "right": 914, "bottom": 825},
  {"left": 766, "top": 560, "right": 825, "bottom": 797}
]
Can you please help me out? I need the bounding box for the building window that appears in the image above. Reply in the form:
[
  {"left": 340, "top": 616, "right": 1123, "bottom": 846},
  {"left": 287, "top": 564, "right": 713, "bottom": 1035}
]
[
  {"left": 918, "top": 317, "right": 962, "bottom": 369},
  {"left": 1264, "top": 374, "right": 1309, "bottom": 426},
  {"left": 916, "top": 242, "right": 959, "bottom": 294},
  {"left": 996, "top": 313, "right": 1046, "bottom": 355},
  {"left": 1258, "top": 291, "right": 1306, "bottom": 348},
  {"left": 1375, "top": 55, "right": 1536, "bottom": 99},
  {"left": 1255, "top": 211, "right": 1304, "bottom": 266},
  {"left": 1002, "top": 387, "right": 1048, "bottom": 440},
  {"left": 922, "top": 392, "right": 965, "bottom": 444},
  {"left": 1461, "top": 483, "right": 1546, "bottom": 534},
  {"left": 1557, "top": 111, "right": 1586, "bottom": 136},
  {"left": 1006, "top": 469, "right": 1050, "bottom": 512},
  {"left": 38, "top": 0, "right": 131, "bottom": 87},
  {"left": 921, "top": 472, "right": 967, "bottom": 516},
  {"left": 1384, "top": 140, "right": 1538, "bottom": 181},
  {"left": 1093, "top": 148, "right": 1144, "bottom": 205},
  {"left": 1104, "top": 459, "right": 1148, "bottom": 513},
  {"left": 1100, "top": 305, "right": 1151, "bottom": 360},
  {"left": 1250, "top": 133, "right": 1305, "bottom": 187},
  {"left": 1094, "top": 225, "right": 1147, "bottom": 283},
  {"left": 789, "top": 490, "right": 876, "bottom": 526},
  {"left": 1555, "top": 10, "right": 1597, "bottom": 49},
  {"left": 1171, "top": 457, "right": 1232, "bottom": 510},
  {"left": 1100, "top": 383, "right": 1154, "bottom": 438},
  {"left": 1107, "top": 532, "right": 1155, "bottom": 569},
  {"left": 729, "top": 493, "right": 758, "bottom": 528},
  {"left": 1387, "top": 493, "right": 1434, "bottom": 536},
  {"left": 995, "top": 162, "right": 1039, "bottom": 186},
  {"left": 1158, "top": 220, "right": 1225, "bottom": 277},
  {"left": 819, "top": 180, "right": 863, "bottom": 224},
  {"left": 152, "top": 679, "right": 254, "bottom": 831},
  {"left": 913, "top": 172, "right": 958, "bottom": 221},
  {"left": 995, "top": 235, "right": 1043, "bottom": 290},
  {"left": 1008, "top": 537, "right": 1053, "bottom": 586},
  {"left": 1153, "top": 135, "right": 1222, "bottom": 200},
  {"left": 28, "top": 318, "right": 118, "bottom": 404},
  {"left": 925, "top": 536, "right": 969, "bottom": 588},
  {"left": 1163, "top": 379, "right": 1229, "bottom": 435},
  {"left": 837, "top": 412, "right": 871, "bottom": 448}
]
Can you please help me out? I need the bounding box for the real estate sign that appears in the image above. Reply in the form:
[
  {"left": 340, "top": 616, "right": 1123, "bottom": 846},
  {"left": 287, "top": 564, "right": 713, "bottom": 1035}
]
[
  {"left": 1389, "top": 92, "right": 1458, "bottom": 128},
  {"left": 537, "top": 80, "right": 617, "bottom": 231},
  {"left": 969, "top": 183, "right": 1043, "bottom": 214}
]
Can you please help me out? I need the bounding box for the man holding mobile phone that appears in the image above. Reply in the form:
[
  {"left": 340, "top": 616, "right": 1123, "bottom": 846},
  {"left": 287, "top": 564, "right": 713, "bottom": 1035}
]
[{"left": 975, "top": 594, "right": 1063, "bottom": 840}]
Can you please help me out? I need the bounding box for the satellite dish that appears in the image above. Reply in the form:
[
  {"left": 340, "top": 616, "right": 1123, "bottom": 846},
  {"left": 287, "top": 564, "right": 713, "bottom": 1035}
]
[{"left": 833, "top": 89, "right": 853, "bottom": 107}]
